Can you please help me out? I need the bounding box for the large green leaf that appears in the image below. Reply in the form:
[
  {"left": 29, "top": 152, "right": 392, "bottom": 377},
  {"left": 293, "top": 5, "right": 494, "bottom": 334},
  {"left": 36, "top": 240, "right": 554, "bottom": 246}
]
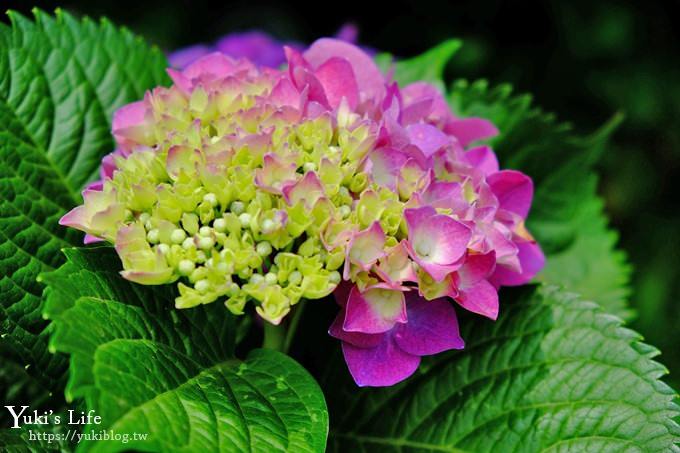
[
  {"left": 0, "top": 9, "right": 169, "bottom": 391},
  {"left": 41, "top": 247, "right": 328, "bottom": 452},
  {"left": 324, "top": 285, "right": 680, "bottom": 452},
  {"left": 448, "top": 79, "right": 631, "bottom": 317}
]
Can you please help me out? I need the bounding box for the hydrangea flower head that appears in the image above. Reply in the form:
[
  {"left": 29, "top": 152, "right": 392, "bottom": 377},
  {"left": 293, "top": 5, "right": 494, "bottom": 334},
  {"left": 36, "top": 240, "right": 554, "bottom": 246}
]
[{"left": 61, "top": 38, "right": 545, "bottom": 386}]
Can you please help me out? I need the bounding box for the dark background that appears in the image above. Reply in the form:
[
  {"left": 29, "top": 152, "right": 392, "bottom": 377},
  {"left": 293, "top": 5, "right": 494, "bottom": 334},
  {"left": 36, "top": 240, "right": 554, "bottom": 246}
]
[{"left": 4, "top": 0, "right": 679, "bottom": 386}]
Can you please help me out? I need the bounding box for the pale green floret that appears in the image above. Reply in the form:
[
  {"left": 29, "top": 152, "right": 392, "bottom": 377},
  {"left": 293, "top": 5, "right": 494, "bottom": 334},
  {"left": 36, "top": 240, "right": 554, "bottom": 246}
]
[
  {"left": 199, "top": 226, "right": 212, "bottom": 237},
  {"left": 250, "top": 273, "right": 265, "bottom": 285},
  {"left": 329, "top": 271, "right": 342, "bottom": 284},
  {"left": 157, "top": 243, "right": 170, "bottom": 255},
  {"left": 288, "top": 271, "right": 302, "bottom": 286},
  {"left": 265, "top": 272, "right": 278, "bottom": 284},
  {"left": 139, "top": 212, "right": 151, "bottom": 224},
  {"left": 260, "top": 218, "right": 275, "bottom": 234}
]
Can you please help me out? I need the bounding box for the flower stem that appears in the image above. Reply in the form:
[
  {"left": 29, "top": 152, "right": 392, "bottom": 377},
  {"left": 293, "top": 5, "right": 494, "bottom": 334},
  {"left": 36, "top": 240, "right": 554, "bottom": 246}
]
[
  {"left": 262, "top": 322, "right": 286, "bottom": 352},
  {"left": 283, "top": 299, "right": 307, "bottom": 353}
]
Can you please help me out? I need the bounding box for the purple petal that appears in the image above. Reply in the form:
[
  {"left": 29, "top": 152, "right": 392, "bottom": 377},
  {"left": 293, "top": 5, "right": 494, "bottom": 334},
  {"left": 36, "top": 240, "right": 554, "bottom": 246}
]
[
  {"left": 490, "top": 240, "right": 545, "bottom": 287},
  {"left": 394, "top": 293, "right": 464, "bottom": 356},
  {"left": 168, "top": 45, "right": 212, "bottom": 69},
  {"left": 488, "top": 170, "right": 534, "bottom": 218},
  {"left": 342, "top": 337, "right": 420, "bottom": 387},
  {"left": 407, "top": 123, "right": 450, "bottom": 157},
  {"left": 215, "top": 31, "right": 290, "bottom": 68}
]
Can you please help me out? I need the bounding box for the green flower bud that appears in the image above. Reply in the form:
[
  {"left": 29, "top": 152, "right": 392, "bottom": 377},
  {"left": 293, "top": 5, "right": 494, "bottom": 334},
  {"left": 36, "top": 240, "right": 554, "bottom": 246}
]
[
  {"left": 288, "top": 271, "right": 302, "bottom": 286},
  {"left": 199, "top": 226, "right": 212, "bottom": 237},
  {"left": 157, "top": 243, "right": 170, "bottom": 255},
  {"left": 265, "top": 272, "right": 278, "bottom": 284},
  {"left": 197, "top": 236, "right": 215, "bottom": 250},
  {"left": 250, "top": 273, "right": 264, "bottom": 285},
  {"left": 182, "top": 237, "right": 196, "bottom": 250}
]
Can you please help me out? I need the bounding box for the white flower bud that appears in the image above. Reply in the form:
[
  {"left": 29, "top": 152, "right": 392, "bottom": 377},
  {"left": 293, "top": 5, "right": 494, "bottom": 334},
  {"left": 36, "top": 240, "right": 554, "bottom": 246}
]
[
  {"left": 256, "top": 241, "right": 272, "bottom": 256},
  {"left": 231, "top": 201, "right": 245, "bottom": 215},
  {"left": 199, "top": 226, "right": 212, "bottom": 237},
  {"left": 265, "top": 272, "right": 278, "bottom": 284},
  {"left": 339, "top": 205, "right": 351, "bottom": 219},
  {"left": 170, "top": 228, "right": 187, "bottom": 244},
  {"left": 197, "top": 236, "right": 215, "bottom": 250},
  {"left": 178, "top": 259, "right": 195, "bottom": 275},
  {"left": 203, "top": 193, "right": 218, "bottom": 207},
  {"left": 139, "top": 212, "right": 151, "bottom": 224},
  {"left": 146, "top": 229, "right": 160, "bottom": 244},
  {"left": 182, "top": 237, "right": 195, "bottom": 250},
  {"left": 303, "top": 162, "right": 317, "bottom": 172},
  {"left": 157, "top": 243, "right": 170, "bottom": 255},
  {"left": 238, "top": 213, "right": 251, "bottom": 228},
  {"left": 194, "top": 279, "right": 210, "bottom": 294},
  {"left": 213, "top": 218, "right": 228, "bottom": 232},
  {"left": 250, "top": 273, "right": 264, "bottom": 285},
  {"left": 261, "top": 218, "right": 275, "bottom": 233}
]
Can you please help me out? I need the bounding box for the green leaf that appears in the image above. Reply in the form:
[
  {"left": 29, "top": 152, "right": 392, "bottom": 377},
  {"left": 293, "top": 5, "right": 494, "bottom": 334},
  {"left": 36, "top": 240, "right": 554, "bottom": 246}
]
[
  {"left": 449, "top": 79, "right": 632, "bottom": 318},
  {"left": 0, "top": 9, "right": 169, "bottom": 391},
  {"left": 325, "top": 285, "right": 680, "bottom": 452},
  {"left": 42, "top": 247, "right": 329, "bottom": 452},
  {"left": 380, "top": 40, "right": 462, "bottom": 90}
]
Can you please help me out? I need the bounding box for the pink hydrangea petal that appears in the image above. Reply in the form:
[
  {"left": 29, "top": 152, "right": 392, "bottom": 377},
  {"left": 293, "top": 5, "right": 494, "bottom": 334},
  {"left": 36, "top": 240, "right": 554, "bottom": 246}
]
[
  {"left": 304, "top": 38, "right": 385, "bottom": 101},
  {"left": 406, "top": 123, "right": 450, "bottom": 157},
  {"left": 182, "top": 52, "right": 250, "bottom": 80},
  {"left": 84, "top": 234, "right": 104, "bottom": 244},
  {"left": 59, "top": 205, "right": 88, "bottom": 230},
  {"left": 344, "top": 286, "right": 407, "bottom": 334},
  {"left": 282, "top": 171, "right": 325, "bottom": 206},
  {"left": 464, "top": 145, "right": 499, "bottom": 176},
  {"left": 342, "top": 337, "right": 420, "bottom": 387},
  {"left": 112, "top": 101, "right": 147, "bottom": 133},
  {"left": 329, "top": 308, "right": 383, "bottom": 348},
  {"left": 458, "top": 251, "right": 496, "bottom": 285},
  {"left": 269, "top": 78, "right": 301, "bottom": 108},
  {"left": 490, "top": 240, "right": 545, "bottom": 287},
  {"left": 455, "top": 278, "right": 499, "bottom": 320},
  {"left": 404, "top": 206, "right": 471, "bottom": 281},
  {"left": 445, "top": 117, "right": 499, "bottom": 147},
  {"left": 367, "top": 148, "right": 409, "bottom": 189},
  {"left": 488, "top": 170, "right": 534, "bottom": 218},
  {"left": 394, "top": 293, "right": 464, "bottom": 355},
  {"left": 346, "top": 221, "right": 387, "bottom": 273},
  {"left": 314, "top": 57, "right": 359, "bottom": 109}
]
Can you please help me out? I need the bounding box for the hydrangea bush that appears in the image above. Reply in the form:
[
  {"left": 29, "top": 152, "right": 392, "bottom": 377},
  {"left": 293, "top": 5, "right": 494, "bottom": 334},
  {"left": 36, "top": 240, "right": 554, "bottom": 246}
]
[{"left": 0, "top": 9, "right": 677, "bottom": 453}]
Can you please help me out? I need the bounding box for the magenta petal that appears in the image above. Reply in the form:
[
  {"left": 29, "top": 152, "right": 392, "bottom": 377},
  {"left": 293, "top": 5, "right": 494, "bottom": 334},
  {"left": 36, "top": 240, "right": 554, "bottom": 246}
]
[
  {"left": 488, "top": 170, "right": 534, "bottom": 218},
  {"left": 490, "top": 240, "right": 545, "bottom": 287},
  {"left": 344, "top": 286, "right": 407, "bottom": 334},
  {"left": 342, "top": 337, "right": 420, "bottom": 387},
  {"left": 455, "top": 278, "right": 499, "bottom": 320},
  {"left": 445, "top": 117, "right": 499, "bottom": 147},
  {"left": 394, "top": 293, "right": 464, "bottom": 356},
  {"left": 464, "top": 145, "right": 499, "bottom": 176},
  {"left": 314, "top": 57, "right": 360, "bottom": 109},
  {"left": 406, "top": 123, "right": 450, "bottom": 157},
  {"left": 459, "top": 252, "right": 496, "bottom": 285},
  {"left": 112, "top": 101, "right": 146, "bottom": 134},
  {"left": 329, "top": 309, "right": 383, "bottom": 348},
  {"left": 168, "top": 45, "right": 212, "bottom": 69},
  {"left": 304, "top": 38, "right": 385, "bottom": 101}
]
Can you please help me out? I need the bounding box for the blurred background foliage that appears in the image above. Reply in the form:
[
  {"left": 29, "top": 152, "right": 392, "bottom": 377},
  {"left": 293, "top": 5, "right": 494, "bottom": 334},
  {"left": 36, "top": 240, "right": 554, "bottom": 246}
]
[{"left": 5, "top": 0, "right": 679, "bottom": 387}]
